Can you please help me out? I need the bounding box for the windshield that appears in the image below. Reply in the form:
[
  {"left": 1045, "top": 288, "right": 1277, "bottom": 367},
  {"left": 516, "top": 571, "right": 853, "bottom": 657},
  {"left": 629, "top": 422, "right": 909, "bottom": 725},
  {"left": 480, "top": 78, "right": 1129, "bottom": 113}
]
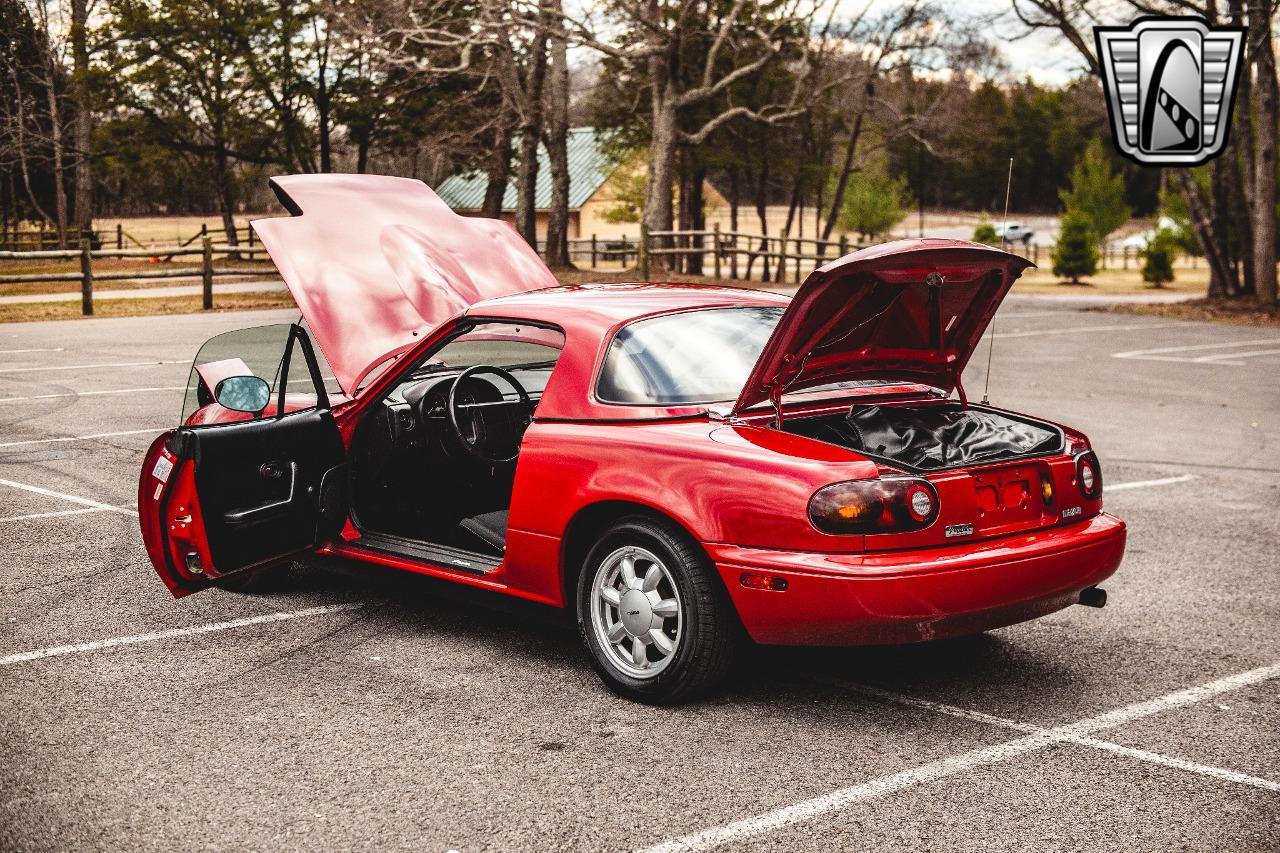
[{"left": 596, "top": 306, "right": 785, "bottom": 405}]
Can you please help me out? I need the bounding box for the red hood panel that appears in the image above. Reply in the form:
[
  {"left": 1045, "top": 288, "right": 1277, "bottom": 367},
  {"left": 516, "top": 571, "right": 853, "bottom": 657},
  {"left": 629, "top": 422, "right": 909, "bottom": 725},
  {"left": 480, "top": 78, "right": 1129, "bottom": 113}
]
[
  {"left": 252, "top": 174, "right": 559, "bottom": 393},
  {"left": 731, "top": 239, "right": 1033, "bottom": 415}
]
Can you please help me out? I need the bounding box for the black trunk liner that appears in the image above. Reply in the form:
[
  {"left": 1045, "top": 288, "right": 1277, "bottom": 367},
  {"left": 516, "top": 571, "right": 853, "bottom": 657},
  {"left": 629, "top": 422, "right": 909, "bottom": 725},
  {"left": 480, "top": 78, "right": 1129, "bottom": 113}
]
[{"left": 786, "top": 403, "right": 1062, "bottom": 471}]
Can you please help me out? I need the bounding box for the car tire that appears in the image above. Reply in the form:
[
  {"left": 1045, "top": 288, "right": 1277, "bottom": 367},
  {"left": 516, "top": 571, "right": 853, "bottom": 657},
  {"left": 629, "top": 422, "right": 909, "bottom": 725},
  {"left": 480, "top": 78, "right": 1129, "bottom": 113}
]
[
  {"left": 577, "top": 516, "right": 739, "bottom": 704},
  {"left": 213, "top": 561, "right": 293, "bottom": 594}
]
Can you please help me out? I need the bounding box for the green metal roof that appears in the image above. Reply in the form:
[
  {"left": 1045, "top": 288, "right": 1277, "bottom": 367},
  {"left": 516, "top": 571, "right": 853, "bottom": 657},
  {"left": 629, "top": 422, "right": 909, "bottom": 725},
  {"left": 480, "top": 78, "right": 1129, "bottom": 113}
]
[{"left": 433, "top": 128, "right": 617, "bottom": 212}]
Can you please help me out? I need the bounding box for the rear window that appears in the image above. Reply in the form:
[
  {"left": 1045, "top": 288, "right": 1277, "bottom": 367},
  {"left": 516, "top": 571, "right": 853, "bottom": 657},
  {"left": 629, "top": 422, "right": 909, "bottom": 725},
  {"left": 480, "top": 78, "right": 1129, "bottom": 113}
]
[{"left": 596, "top": 306, "right": 784, "bottom": 405}]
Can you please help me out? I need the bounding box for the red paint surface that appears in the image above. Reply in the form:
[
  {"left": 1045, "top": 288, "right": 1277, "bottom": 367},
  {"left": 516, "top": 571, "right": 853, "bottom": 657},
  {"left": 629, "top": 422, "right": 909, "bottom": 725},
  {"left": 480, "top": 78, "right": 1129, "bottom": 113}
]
[{"left": 138, "top": 236, "right": 1126, "bottom": 647}]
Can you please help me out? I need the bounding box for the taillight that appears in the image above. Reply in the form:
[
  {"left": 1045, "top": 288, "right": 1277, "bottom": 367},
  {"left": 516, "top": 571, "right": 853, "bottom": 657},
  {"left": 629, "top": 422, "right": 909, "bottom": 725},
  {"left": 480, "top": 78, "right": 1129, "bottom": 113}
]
[
  {"left": 1075, "top": 450, "right": 1102, "bottom": 499},
  {"left": 808, "top": 477, "right": 940, "bottom": 534}
]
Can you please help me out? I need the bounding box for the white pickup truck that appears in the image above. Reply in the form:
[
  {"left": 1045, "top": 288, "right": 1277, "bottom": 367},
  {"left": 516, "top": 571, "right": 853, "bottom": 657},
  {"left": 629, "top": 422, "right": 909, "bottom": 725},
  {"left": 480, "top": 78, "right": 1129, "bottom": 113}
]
[{"left": 995, "top": 222, "right": 1035, "bottom": 245}]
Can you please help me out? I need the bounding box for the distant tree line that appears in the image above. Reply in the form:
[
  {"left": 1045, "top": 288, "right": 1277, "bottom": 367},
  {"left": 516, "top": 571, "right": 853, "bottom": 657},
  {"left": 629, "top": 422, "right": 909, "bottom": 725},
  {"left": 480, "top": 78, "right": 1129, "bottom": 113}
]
[{"left": 0, "top": 0, "right": 1274, "bottom": 307}]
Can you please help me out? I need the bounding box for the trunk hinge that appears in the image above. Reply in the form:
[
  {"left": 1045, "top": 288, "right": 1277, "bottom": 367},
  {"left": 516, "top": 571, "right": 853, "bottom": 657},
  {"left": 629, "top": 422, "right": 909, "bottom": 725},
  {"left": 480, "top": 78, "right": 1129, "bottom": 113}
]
[
  {"left": 768, "top": 387, "right": 784, "bottom": 430},
  {"left": 955, "top": 373, "right": 969, "bottom": 409}
]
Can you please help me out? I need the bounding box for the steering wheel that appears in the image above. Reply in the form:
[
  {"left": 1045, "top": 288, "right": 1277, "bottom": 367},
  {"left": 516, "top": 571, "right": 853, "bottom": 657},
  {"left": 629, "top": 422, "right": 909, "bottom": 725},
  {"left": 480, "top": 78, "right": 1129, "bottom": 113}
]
[{"left": 446, "top": 365, "right": 533, "bottom": 464}]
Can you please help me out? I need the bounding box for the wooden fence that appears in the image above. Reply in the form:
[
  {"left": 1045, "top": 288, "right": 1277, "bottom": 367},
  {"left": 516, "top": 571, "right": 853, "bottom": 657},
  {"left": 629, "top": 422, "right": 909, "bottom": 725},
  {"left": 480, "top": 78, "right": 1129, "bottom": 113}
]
[
  {"left": 0, "top": 239, "right": 274, "bottom": 316},
  {"left": 633, "top": 226, "right": 1190, "bottom": 282},
  {"left": 637, "top": 224, "right": 865, "bottom": 283}
]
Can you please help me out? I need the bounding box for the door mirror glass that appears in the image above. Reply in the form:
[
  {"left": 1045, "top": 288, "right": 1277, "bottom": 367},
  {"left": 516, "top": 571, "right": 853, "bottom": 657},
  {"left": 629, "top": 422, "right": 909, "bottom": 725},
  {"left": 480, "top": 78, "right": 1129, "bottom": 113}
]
[{"left": 214, "top": 376, "right": 271, "bottom": 413}]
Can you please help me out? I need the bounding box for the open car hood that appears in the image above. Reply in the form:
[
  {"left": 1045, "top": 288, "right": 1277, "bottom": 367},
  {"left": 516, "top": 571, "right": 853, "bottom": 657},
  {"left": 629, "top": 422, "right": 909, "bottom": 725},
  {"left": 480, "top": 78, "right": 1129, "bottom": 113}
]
[
  {"left": 252, "top": 174, "right": 559, "bottom": 394},
  {"left": 731, "top": 239, "right": 1033, "bottom": 415}
]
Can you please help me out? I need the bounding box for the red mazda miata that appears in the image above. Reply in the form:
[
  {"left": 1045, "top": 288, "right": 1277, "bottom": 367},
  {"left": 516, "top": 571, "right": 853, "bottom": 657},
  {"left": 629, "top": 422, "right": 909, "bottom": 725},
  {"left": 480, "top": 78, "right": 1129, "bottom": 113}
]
[{"left": 139, "top": 174, "right": 1126, "bottom": 703}]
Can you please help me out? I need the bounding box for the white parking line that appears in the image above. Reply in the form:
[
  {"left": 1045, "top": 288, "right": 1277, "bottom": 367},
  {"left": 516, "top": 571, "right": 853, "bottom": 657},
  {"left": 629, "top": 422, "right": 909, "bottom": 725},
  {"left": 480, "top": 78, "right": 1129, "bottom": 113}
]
[
  {"left": 0, "top": 385, "right": 187, "bottom": 404},
  {"left": 1108, "top": 474, "right": 1196, "bottom": 492},
  {"left": 0, "top": 478, "right": 137, "bottom": 516},
  {"left": 0, "top": 360, "right": 187, "bottom": 375},
  {"left": 1193, "top": 348, "right": 1280, "bottom": 364},
  {"left": 0, "top": 603, "right": 367, "bottom": 666},
  {"left": 1113, "top": 338, "right": 1280, "bottom": 365},
  {"left": 0, "top": 507, "right": 111, "bottom": 523},
  {"left": 993, "top": 311, "right": 1068, "bottom": 319},
  {"left": 641, "top": 662, "right": 1280, "bottom": 853},
  {"left": 0, "top": 427, "right": 165, "bottom": 449},
  {"left": 0, "top": 347, "right": 65, "bottom": 354},
  {"left": 993, "top": 323, "right": 1179, "bottom": 340},
  {"left": 845, "top": 683, "right": 1279, "bottom": 793}
]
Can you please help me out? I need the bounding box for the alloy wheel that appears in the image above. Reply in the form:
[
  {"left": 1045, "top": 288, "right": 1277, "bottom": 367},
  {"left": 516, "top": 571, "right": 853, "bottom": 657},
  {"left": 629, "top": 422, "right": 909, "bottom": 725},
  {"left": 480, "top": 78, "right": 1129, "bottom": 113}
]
[{"left": 589, "top": 546, "right": 682, "bottom": 679}]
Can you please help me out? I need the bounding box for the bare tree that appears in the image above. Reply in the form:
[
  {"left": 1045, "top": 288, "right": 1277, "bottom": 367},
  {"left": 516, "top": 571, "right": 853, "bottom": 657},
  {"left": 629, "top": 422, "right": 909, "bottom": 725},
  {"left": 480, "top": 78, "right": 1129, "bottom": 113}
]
[
  {"left": 1011, "top": 0, "right": 1277, "bottom": 307},
  {"left": 561, "top": 0, "right": 821, "bottom": 267},
  {"left": 26, "top": 0, "right": 69, "bottom": 246},
  {"left": 1246, "top": 0, "right": 1276, "bottom": 309},
  {"left": 69, "top": 0, "right": 90, "bottom": 237},
  {"left": 542, "top": 0, "right": 572, "bottom": 267}
]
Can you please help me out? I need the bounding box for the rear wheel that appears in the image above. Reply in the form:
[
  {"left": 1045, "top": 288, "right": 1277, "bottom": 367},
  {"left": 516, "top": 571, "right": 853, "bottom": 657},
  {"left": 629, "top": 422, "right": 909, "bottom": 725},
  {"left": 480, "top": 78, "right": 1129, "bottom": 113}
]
[{"left": 577, "top": 517, "right": 738, "bottom": 704}]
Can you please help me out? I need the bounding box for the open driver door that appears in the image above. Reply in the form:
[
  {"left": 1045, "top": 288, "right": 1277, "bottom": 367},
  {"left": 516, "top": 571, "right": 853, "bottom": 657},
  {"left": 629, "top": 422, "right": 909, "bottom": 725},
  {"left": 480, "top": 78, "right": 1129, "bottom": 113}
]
[{"left": 138, "top": 323, "right": 346, "bottom": 597}]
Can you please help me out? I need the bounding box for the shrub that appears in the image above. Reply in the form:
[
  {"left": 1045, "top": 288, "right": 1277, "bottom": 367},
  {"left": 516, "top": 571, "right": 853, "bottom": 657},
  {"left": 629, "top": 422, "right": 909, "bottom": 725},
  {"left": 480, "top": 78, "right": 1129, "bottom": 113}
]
[
  {"left": 973, "top": 219, "right": 998, "bottom": 245},
  {"left": 1051, "top": 210, "right": 1099, "bottom": 283},
  {"left": 1141, "top": 229, "right": 1178, "bottom": 288}
]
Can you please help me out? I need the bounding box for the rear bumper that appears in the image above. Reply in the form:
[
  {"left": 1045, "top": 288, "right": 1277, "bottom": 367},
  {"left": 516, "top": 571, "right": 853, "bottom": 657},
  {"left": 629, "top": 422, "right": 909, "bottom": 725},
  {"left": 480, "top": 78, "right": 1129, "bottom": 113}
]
[{"left": 709, "top": 513, "right": 1126, "bottom": 645}]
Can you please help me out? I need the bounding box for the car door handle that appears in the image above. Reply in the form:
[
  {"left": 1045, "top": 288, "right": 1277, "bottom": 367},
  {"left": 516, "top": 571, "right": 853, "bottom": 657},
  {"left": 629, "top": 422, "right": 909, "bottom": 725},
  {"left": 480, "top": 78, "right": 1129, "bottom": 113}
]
[{"left": 223, "top": 461, "right": 297, "bottom": 527}]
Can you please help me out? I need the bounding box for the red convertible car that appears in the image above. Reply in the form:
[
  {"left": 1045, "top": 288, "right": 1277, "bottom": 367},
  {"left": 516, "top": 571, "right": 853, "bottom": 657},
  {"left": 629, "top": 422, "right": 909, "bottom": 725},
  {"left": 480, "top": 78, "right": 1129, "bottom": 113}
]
[{"left": 139, "top": 174, "right": 1126, "bottom": 703}]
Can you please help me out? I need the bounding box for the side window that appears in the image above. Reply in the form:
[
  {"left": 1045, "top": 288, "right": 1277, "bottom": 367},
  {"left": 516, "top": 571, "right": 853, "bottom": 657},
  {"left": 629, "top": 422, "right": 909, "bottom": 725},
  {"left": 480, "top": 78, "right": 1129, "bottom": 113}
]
[{"left": 180, "top": 323, "right": 327, "bottom": 425}]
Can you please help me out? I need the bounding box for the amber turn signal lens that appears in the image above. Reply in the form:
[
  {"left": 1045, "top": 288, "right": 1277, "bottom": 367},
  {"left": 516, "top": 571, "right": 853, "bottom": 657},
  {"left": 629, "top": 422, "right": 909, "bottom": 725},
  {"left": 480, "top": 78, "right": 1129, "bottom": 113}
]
[
  {"left": 1040, "top": 474, "right": 1054, "bottom": 505},
  {"left": 740, "top": 572, "right": 789, "bottom": 591}
]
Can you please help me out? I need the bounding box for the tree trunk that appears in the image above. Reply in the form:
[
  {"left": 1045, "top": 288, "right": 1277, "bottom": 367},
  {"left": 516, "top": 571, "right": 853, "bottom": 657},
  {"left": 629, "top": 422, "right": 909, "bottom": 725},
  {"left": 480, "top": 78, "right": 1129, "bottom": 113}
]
[
  {"left": 356, "top": 133, "right": 371, "bottom": 174},
  {"left": 70, "top": 0, "right": 92, "bottom": 239},
  {"left": 1173, "top": 169, "right": 1234, "bottom": 297},
  {"left": 1248, "top": 0, "right": 1277, "bottom": 310},
  {"left": 44, "top": 69, "right": 68, "bottom": 248},
  {"left": 774, "top": 177, "right": 801, "bottom": 282},
  {"left": 821, "top": 82, "right": 873, "bottom": 242},
  {"left": 481, "top": 121, "right": 514, "bottom": 219},
  {"left": 214, "top": 146, "right": 240, "bottom": 260},
  {"left": 729, "top": 166, "right": 740, "bottom": 279},
  {"left": 514, "top": 12, "right": 549, "bottom": 249},
  {"left": 753, "top": 141, "right": 771, "bottom": 281},
  {"left": 685, "top": 159, "right": 705, "bottom": 275},
  {"left": 317, "top": 79, "right": 332, "bottom": 173},
  {"left": 1209, "top": 154, "right": 1242, "bottom": 295},
  {"left": 1228, "top": 0, "right": 1256, "bottom": 296},
  {"left": 542, "top": 0, "right": 571, "bottom": 269},
  {"left": 643, "top": 93, "right": 679, "bottom": 270}
]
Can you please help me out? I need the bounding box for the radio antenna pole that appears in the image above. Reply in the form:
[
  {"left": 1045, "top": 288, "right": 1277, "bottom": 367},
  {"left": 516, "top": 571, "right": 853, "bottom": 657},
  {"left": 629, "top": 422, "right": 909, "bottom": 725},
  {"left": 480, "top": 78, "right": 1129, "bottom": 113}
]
[{"left": 980, "top": 157, "right": 1014, "bottom": 407}]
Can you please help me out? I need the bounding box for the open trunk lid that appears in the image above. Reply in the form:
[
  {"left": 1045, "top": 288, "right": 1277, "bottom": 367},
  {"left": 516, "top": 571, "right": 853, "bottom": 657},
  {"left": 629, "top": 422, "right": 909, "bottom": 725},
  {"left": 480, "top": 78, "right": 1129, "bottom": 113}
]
[
  {"left": 730, "top": 239, "right": 1033, "bottom": 416},
  {"left": 251, "top": 174, "right": 559, "bottom": 395}
]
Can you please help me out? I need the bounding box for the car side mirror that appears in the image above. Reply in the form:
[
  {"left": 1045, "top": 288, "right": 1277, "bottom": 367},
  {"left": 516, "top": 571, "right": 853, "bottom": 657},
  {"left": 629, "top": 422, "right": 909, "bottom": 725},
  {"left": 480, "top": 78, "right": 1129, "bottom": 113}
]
[{"left": 214, "top": 375, "right": 271, "bottom": 413}]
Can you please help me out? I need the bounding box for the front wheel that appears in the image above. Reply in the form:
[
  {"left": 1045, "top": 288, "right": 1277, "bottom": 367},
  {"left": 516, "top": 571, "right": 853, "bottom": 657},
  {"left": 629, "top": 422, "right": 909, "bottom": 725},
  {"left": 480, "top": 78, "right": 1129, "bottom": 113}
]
[{"left": 577, "top": 517, "right": 739, "bottom": 704}]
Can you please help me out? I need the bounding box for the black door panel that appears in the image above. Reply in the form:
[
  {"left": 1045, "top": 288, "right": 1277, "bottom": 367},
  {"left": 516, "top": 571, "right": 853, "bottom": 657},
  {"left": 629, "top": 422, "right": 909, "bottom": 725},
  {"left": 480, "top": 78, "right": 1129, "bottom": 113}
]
[{"left": 177, "top": 408, "right": 344, "bottom": 575}]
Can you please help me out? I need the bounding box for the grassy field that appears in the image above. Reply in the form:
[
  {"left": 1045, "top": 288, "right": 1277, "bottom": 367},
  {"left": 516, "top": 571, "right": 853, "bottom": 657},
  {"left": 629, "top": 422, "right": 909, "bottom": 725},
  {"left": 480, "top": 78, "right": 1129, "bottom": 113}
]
[
  {"left": 1012, "top": 264, "right": 1209, "bottom": 294},
  {"left": 92, "top": 214, "right": 279, "bottom": 246},
  {"left": 0, "top": 290, "right": 297, "bottom": 323}
]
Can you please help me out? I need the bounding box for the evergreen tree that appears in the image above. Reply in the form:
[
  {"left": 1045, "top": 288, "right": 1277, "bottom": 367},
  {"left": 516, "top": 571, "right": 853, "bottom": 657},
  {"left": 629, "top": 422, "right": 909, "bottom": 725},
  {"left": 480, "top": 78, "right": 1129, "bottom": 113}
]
[
  {"left": 836, "top": 160, "right": 911, "bottom": 242},
  {"left": 1051, "top": 210, "right": 1098, "bottom": 283},
  {"left": 1058, "top": 138, "right": 1130, "bottom": 244},
  {"left": 1141, "top": 229, "right": 1177, "bottom": 288}
]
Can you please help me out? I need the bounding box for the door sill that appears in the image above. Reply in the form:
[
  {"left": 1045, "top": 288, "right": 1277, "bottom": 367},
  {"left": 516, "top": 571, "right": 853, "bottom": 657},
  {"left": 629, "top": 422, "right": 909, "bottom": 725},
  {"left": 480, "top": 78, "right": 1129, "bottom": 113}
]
[{"left": 352, "top": 530, "right": 501, "bottom": 575}]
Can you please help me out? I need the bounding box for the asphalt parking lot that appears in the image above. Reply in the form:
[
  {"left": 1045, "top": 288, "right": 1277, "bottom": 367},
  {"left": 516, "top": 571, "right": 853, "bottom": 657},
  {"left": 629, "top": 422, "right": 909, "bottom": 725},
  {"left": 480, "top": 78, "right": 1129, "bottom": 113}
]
[{"left": 1, "top": 296, "right": 1277, "bottom": 852}]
